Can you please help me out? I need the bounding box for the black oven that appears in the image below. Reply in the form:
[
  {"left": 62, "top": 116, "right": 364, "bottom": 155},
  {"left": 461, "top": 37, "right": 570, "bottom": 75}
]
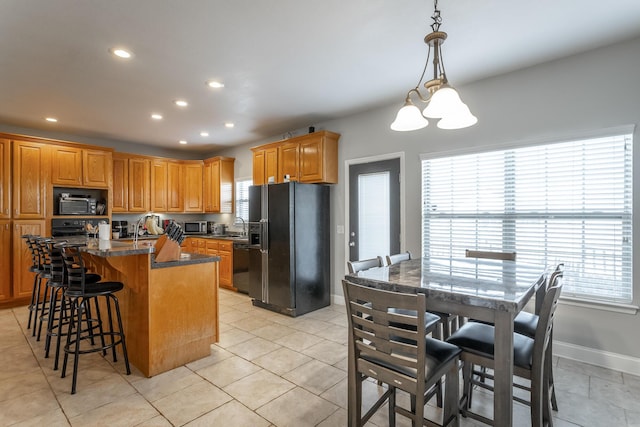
[{"left": 51, "top": 218, "right": 107, "bottom": 237}]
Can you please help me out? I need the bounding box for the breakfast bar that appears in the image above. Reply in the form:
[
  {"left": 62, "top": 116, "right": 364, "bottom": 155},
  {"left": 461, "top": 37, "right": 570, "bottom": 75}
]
[{"left": 79, "top": 240, "right": 220, "bottom": 377}]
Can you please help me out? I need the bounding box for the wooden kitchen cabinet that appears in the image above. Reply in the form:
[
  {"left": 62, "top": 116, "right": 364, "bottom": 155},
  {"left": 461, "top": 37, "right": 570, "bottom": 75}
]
[
  {"left": 251, "top": 131, "right": 339, "bottom": 184},
  {"left": 150, "top": 159, "right": 168, "bottom": 212},
  {"left": 12, "top": 140, "right": 48, "bottom": 219},
  {"left": 167, "top": 161, "right": 184, "bottom": 212},
  {"left": 298, "top": 131, "right": 339, "bottom": 183},
  {"left": 12, "top": 220, "right": 45, "bottom": 300},
  {"left": 278, "top": 140, "right": 300, "bottom": 182},
  {"left": 0, "top": 220, "right": 11, "bottom": 301},
  {"left": 251, "top": 145, "right": 278, "bottom": 185},
  {"left": 183, "top": 161, "right": 204, "bottom": 213},
  {"left": 51, "top": 145, "right": 111, "bottom": 188},
  {"left": 0, "top": 139, "right": 10, "bottom": 218},
  {"left": 204, "top": 157, "right": 235, "bottom": 213},
  {"left": 128, "top": 156, "right": 151, "bottom": 213},
  {"left": 112, "top": 154, "right": 128, "bottom": 212},
  {"left": 217, "top": 240, "right": 233, "bottom": 289}
]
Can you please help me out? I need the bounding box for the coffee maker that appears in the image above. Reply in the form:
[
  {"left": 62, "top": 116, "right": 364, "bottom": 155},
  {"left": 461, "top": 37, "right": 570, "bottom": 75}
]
[{"left": 112, "top": 220, "right": 128, "bottom": 238}]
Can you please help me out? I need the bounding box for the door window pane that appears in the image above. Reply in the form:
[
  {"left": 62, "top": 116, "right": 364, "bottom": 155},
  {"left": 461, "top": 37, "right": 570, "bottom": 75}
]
[{"left": 358, "top": 172, "right": 390, "bottom": 259}]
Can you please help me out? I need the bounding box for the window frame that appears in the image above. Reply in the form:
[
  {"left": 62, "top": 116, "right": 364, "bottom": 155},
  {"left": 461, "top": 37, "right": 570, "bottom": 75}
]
[
  {"left": 420, "top": 126, "right": 635, "bottom": 309},
  {"left": 234, "top": 177, "right": 252, "bottom": 222}
]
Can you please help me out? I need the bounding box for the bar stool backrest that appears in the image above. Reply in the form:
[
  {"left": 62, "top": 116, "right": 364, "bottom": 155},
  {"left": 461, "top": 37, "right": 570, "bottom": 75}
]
[{"left": 60, "top": 245, "right": 88, "bottom": 294}]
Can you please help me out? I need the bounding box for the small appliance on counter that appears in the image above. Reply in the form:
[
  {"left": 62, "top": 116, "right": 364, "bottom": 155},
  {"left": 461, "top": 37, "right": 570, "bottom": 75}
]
[
  {"left": 58, "top": 194, "right": 97, "bottom": 215},
  {"left": 112, "top": 220, "right": 128, "bottom": 238},
  {"left": 210, "top": 223, "right": 226, "bottom": 236},
  {"left": 183, "top": 220, "right": 208, "bottom": 235}
]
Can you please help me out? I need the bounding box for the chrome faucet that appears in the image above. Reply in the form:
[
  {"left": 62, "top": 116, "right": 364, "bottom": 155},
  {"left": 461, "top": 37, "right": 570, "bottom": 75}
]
[
  {"left": 235, "top": 217, "right": 246, "bottom": 236},
  {"left": 133, "top": 212, "right": 152, "bottom": 247}
]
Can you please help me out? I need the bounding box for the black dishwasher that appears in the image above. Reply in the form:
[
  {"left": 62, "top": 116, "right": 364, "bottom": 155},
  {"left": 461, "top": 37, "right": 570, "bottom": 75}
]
[{"left": 232, "top": 241, "right": 251, "bottom": 293}]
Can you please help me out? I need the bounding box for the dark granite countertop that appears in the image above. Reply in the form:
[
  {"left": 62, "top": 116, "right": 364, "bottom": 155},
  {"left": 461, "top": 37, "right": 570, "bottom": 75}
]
[
  {"left": 151, "top": 253, "right": 220, "bottom": 269},
  {"left": 117, "top": 234, "right": 249, "bottom": 244}
]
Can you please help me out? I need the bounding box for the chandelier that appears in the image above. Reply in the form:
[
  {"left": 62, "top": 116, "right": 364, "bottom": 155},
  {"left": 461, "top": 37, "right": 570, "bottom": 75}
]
[{"left": 391, "top": 0, "right": 477, "bottom": 131}]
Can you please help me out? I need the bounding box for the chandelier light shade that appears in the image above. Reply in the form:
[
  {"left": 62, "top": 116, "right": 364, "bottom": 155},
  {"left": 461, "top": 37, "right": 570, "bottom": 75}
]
[{"left": 391, "top": 0, "right": 477, "bottom": 131}]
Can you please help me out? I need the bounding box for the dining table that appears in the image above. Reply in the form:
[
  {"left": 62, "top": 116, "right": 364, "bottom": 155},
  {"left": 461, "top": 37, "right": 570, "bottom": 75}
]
[{"left": 344, "top": 256, "right": 546, "bottom": 427}]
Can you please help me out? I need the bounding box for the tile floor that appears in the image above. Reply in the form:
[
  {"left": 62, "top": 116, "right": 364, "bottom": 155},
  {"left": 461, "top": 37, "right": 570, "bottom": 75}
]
[{"left": 2, "top": 289, "right": 640, "bottom": 426}]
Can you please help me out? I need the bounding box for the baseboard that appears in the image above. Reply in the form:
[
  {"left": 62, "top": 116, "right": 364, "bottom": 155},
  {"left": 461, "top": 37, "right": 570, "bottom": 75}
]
[
  {"left": 554, "top": 340, "right": 640, "bottom": 376},
  {"left": 332, "top": 294, "right": 345, "bottom": 306}
]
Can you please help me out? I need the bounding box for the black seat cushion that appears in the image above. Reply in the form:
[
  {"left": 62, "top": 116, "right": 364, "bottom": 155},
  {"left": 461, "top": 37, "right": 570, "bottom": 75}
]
[
  {"left": 513, "top": 311, "right": 538, "bottom": 338},
  {"left": 85, "top": 273, "right": 102, "bottom": 284},
  {"left": 361, "top": 337, "right": 461, "bottom": 382},
  {"left": 66, "top": 281, "right": 124, "bottom": 297},
  {"left": 446, "top": 322, "right": 534, "bottom": 369},
  {"left": 388, "top": 308, "right": 441, "bottom": 332}
]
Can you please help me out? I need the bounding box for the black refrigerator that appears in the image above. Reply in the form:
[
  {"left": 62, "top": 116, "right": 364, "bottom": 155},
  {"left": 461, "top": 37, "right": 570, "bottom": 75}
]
[{"left": 248, "top": 182, "right": 330, "bottom": 317}]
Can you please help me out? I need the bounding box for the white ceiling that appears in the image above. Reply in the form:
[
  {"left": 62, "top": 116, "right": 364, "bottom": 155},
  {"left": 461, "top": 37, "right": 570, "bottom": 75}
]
[{"left": 1, "top": 0, "right": 640, "bottom": 152}]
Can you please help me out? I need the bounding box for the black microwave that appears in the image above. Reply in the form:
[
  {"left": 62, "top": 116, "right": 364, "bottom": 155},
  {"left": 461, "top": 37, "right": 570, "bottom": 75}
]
[{"left": 58, "top": 197, "right": 97, "bottom": 215}]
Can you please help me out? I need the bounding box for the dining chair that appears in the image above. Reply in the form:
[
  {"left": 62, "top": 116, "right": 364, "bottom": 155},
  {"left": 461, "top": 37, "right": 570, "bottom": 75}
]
[
  {"left": 387, "top": 251, "right": 458, "bottom": 340},
  {"left": 385, "top": 251, "right": 412, "bottom": 266},
  {"left": 347, "top": 257, "right": 383, "bottom": 274},
  {"left": 446, "top": 267, "right": 564, "bottom": 427},
  {"left": 342, "top": 279, "right": 461, "bottom": 427}
]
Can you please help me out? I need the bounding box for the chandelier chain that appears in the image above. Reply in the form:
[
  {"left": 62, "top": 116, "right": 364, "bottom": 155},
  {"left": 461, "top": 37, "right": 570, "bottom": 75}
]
[{"left": 431, "top": 0, "right": 442, "bottom": 32}]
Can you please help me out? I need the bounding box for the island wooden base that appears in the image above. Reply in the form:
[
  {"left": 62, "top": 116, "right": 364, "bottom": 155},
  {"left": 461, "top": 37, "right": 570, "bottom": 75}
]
[{"left": 83, "top": 253, "right": 219, "bottom": 377}]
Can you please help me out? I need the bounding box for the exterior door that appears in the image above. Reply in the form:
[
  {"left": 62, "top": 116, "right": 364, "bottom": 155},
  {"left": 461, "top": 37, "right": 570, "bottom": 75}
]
[{"left": 349, "top": 158, "right": 400, "bottom": 262}]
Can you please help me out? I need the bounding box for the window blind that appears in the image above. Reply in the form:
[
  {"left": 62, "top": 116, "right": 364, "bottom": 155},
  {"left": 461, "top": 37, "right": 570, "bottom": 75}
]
[
  {"left": 421, "top": 134, "right": 633, "bottom": 304},
  {"left": 235, "top": 179, "right": 252, "bottom": 221}
]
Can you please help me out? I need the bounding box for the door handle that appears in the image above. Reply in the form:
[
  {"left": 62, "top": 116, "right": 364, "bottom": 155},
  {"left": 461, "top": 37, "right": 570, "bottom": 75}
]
[{"left": 349, "top": 241, "right": 355, "bottom": 247}]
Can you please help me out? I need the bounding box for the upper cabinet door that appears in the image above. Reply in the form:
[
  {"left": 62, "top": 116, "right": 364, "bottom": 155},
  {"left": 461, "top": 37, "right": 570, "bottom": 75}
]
[
  {"left": 167, "top": 161, "right": 184, "bottom": 212},
  {"left": 0, "top": 139, "right": 10, "bottom": 218},
  {"left": 51, "top": 146, "right": 82, "bottom": 186},
  {"left": 265, "top": 147, "right": 279, "bottom": 184},
  {"left": 252, "top": 150, "right": 266, "bottom": 186},
  {"left": 279, "top": 141, "right": 299, "bottom": 182},
  {"left": 83, "top": 149, "right": 111, "bottom": 188},
  {"left": 12, "top": 140, "right": 47, "bottom": 219},
  {"left": 184, "top": 162, "right": 204, "bottom": 213},
  {"left": 112, "top": 154, "right": 128, "bottom": 212},
  {"left": 128, "top": 157, "right": 151, "bottom": 212},
  {"left": 150, "top": 159, "right": 168, "bottom": 212}
]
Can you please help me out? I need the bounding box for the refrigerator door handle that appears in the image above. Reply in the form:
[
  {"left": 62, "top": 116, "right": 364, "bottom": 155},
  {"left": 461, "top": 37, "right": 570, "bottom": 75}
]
[{"left": 260, "top": 219, "right": 269, "bottom": 253}]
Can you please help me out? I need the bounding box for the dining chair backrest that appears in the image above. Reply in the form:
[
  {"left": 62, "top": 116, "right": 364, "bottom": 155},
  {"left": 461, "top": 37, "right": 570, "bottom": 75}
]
[
  {"left": 347, "top": 257, "right": 382, "bottom": 274},
  {"left": 343, "top": 279, "right": 428, "bottom": 397},
  {"left": 386, "top": 251, "right": 412, "bottom": 266},
  {"left": 465, "top": 249, "right": 516, "bottom": 261},
  {"left": 532, "top": 266, "right": 564, "bottom": 376}
]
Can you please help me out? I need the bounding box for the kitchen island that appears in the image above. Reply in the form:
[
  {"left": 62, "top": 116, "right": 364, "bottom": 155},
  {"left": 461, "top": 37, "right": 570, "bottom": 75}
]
[{"left": 79, "top": 240, "right": 219, "bottom": 377}]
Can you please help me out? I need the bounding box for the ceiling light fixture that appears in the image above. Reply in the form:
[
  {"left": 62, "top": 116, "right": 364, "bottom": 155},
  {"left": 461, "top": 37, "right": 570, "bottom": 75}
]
[
  {"left": 224, "top": 122, "right": 234, "bottom": 128},
  {"left": 151, "top": 114, "right": 163, "bottom": 120},
  {"left": 175, "top": 100, "right": 188, "bottom": 107},
  {"left": 179, "top": 140, "right": 188, "bottom": 145},
  {"left": 109, "top": 48, "right": 133, "bottom": 59},
  {"left": 391, "top": 0, "right": 477, "bottom": 131},
  {"left": 206, "top": 80, "right": 225, "bottom": 89},
  {"left": 45, "top": 117, "right": 58, "bottom": 123},
  {"left": 200, "top": 131, "right": 209, "bottom": 137}
]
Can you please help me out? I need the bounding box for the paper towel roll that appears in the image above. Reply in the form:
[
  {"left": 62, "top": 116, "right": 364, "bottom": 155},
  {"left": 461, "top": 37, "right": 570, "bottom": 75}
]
[{"left": 99, "top": 223, "right": 111, "bottom": 240}]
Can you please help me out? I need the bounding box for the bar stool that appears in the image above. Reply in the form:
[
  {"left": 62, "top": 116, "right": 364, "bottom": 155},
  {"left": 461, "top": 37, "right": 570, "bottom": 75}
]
[
  {"left": 60, "top": 244, "right": 131, "bottom": 394},
  {"left": 23, "top": 235, "right": 45, "bottom": 333}
]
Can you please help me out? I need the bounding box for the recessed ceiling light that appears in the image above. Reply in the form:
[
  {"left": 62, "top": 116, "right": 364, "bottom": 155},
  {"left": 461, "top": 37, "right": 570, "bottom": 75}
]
[
  {"left": 109, "top": 47, "right": 133, "bottom": 59},
  {"left": 175, "top": 100, "right": 188, "bottom": 107},
  {"left": 151, "top": 114, "right": 163, "bottom": 120},
  {"left": 224, "top": 122, "right": 235, "bottom": 128},
  {"left": 200, "top": 131, "right": 209, "bottom": 137},
  {"left": 179, "top": 140, "right": 188, "bottom": 145},
  {"left": 45, "top": 117, "right": 58, "bottom": 123},
  {"left": 207, "top": 80, "right": 225, "bottom": 89}
]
